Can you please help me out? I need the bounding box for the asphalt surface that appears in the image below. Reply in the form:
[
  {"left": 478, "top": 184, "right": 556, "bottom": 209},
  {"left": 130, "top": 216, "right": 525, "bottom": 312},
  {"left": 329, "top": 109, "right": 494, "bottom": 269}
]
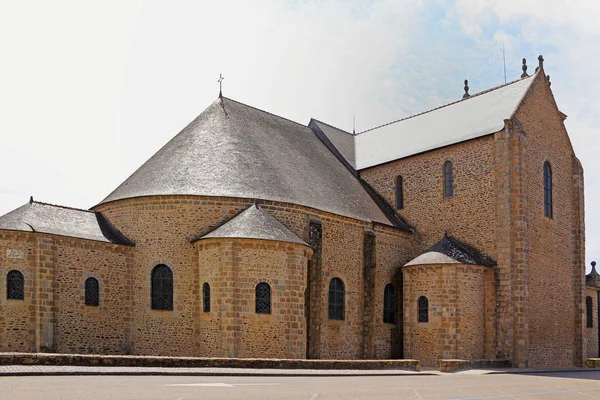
[{"left": 1, "top": 370, "right": 600, "bottom": 400}]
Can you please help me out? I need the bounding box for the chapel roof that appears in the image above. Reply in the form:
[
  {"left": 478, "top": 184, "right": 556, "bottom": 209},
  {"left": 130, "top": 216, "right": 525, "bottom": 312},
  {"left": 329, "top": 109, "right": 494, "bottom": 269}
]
[
  {"left": 318, "top": 73, "right": 537, "bottom": 170},
  {"left": 196, "top": 201, "right": 308, "bottom": 246},
  {"left": 0, "top": 200, "right": 134, "bottom": 245},
  {"left": 98, "top": 97, "right": 405, "bottom": 229},
  {"left": 586, "top": 262, "right": 600, "bottom": 288},
  {"left": 404, "top": 233, "right": 495, "bottom": 267}
]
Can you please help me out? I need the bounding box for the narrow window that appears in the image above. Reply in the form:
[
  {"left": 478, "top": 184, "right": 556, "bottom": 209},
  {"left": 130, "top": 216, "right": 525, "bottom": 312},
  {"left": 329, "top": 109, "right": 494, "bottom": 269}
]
[
  {"left": 85, "top": 277, "right": 99, "bottom": 306},
  {"left": 151, "top": 264, "right": 173, "bottom": 310},
  {"left": 396, "top": 176, "right": 404, "bottom": 209},
  {"left": 444, "top": 161, "right": 454, "bottom": 197},
  {"left": 587, "top": 296, "right": 593, "bottom": 328},
  {"left": 418, "top": 296, "right": 428, "bottom": 323},
  {"left": 202, "top": 282, "right": 211, "bottom": 312},
  {"left": 255, "top": 282, "right": 271, "bottom": 314},
  {"left": 328, "top": 278, "right": 345, "bottom": 320},
  {"left": 544, "top": 161, "right": 553, "bottom": 218},
  {"left": 383, "top": 283, "right": 396, "bottom": 324},
  {"left": 7, "top": 270, "right": 24, "bottom": 300}
]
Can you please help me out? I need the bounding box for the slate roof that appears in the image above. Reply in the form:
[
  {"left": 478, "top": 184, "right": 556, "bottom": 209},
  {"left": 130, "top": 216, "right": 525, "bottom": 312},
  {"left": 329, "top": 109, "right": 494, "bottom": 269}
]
[
  {"left": 99, "top": 97, "right": 400, "bottom": 227},
  {"left": 405, "top": 233, "right": 495, "bottom": 267},
  {"left": 0, "top": 201, "right": 134, "bottom": 245},
  {"left": 587, "top": 262, "right": 600, "bottom": 288},
  {"left": 317, "top": 74, "right": 536, "bottom": 170},
  {"left": 197, "top": 202, "right": 308, "bottom": 246}
]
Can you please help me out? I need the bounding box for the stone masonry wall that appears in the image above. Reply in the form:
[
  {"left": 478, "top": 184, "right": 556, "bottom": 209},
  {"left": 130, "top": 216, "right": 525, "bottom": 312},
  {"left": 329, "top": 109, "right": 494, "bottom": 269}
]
[
  {"left": 0, "top": 231, "right": 37, "bottom": 352},
  {"left": 94, "top": 195, "right": 413, "bottom": 359},
  {"left": 197, "top": 239, "right": 311, "bottom": 359},
  {"left": 513, "top": 72, "right": 583, "bottom": 367},
  {"left": 586, "top": 287, "right": 598, "bottom": 359},
  {"left": 403, "top": 263, "right": 492, "bottom": 367}
]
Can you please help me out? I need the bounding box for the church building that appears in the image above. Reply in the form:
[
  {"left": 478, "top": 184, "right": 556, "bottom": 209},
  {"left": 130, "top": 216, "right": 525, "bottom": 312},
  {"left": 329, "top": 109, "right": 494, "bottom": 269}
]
[{"left": 0, "top": 56, "right": 588, "bottom": 368}]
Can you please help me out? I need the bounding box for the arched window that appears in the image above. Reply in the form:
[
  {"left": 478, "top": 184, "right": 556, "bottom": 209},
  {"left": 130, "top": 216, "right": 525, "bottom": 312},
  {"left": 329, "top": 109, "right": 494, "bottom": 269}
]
[
  {"left": 328, "top": 278, "right": 345, "bottom": 320},
  {"left": 202, "top": 282, "right": 211, "bottom": 313},
  {"left": 418, "top": 296, "right": 429, "bottom": 323},
  {"left": 396, "top": 176, "right": 404, "bottom": 210},
  {"left": 7, "top": 270, "right": 24, "bottom": 300},
  {"left": 85, "top": 277, "right": 99, "bottom": 306},
  {"left": 444, "top": 161, "right": 454, "bottom": 197},
  {"left": 587, "top": 296, "right": 593, "bottom": 328},
  {"left": 255, "top": 282, "right": 271, "bottom": 314},
  {"left": 544, "top": 161, "right": 553, "bottom": 218},
  {"left": 151, "top": 264, "right": 173, "bottom": 310},
  {"left": 383, "top": 283, "right": 396, "bottom": 324}
]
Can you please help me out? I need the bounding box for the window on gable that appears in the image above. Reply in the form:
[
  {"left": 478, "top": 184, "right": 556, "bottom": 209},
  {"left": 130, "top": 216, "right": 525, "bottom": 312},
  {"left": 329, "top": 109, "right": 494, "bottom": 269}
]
[
  {"left": 85, "top": 277, "right": 99, "bottom": 306},
  {"left": 328, "top": 277, "right": 345, "bottom": 321},
  {"left": 383, "top": 283, "right": 396, "bottom": 324},
  {"left": 255, "top": 282, "right": 271, "bottom": 314},
  {"left": 418, "top": 296, "right": 429, "bottom": 323},
  {"left": 7, "top": 270, "right": 24, "bottom": 300},
  {"left": 587, "top": 296, "right": 593, "bottom": 328},
  {"left": 544, "top": 161, "right": 553, "bottom": 218},
  {"left": 396, "top": 176, "right": 404, "bottom": 210},
  {"left": 151, "top": 264, "right": 173, "bottom": 310},
  {"left": 444, "top": 161, "right": 454, "bottom": 197},
  {"left": 203, "top": 282, "right": 211, "bottom": 313}
]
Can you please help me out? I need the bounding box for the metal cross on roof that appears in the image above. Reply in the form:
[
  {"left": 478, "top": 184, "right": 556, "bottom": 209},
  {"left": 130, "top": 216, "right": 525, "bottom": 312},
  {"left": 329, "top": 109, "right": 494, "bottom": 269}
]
[{"left": 217, "top": 74, "right": 224, "bottom": 98}]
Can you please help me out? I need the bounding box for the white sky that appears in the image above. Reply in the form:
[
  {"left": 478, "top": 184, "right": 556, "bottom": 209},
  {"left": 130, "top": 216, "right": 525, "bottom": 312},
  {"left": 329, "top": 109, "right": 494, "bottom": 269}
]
[{"left": 0, "top": 0, "right": 598, "bottom": 268}]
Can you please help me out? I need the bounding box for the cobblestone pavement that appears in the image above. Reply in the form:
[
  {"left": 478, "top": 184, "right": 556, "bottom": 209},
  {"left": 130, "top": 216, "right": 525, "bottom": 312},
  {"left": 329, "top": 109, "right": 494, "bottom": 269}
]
[{"left": 2, "top": 371, "right": 600, "bottom": 400}]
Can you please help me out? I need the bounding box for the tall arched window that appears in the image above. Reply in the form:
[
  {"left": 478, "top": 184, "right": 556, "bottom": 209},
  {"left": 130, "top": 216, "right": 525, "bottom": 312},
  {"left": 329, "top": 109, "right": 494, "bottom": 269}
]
[
  {"left": 202, "top": 282, "right": 211, "bottom": 313},
  {"left": 396, "top": 176, "right": 404, "bottom": 210},
  {"left": 418, "top": 296, "right": 429, "bottom": 323},
  {"left": 7, "top": 270, "right": 24, "bottom": 300},
  {"left": 328, "top": 278, "right": 345, "bottom": 320},
  {"left": 255, "top": 282, "right": 271, "bottom": 314},
  {"left": 151, "top": 264, "right": 173, "bottom": 310},
  {"left": 85, "top": 277, "right": 99, "bottom": 306},
  {"left": 444, "top": 161, "right": 454, "bottom": 197},
  {"left": 544, "top": 161, "right": 553, "bottom": 218},
  {"left": 587, "top": 296, "right": 593, "bottom": 328},
  {"left": 383, "top": 283, "right": 396, "bottom": 323}
]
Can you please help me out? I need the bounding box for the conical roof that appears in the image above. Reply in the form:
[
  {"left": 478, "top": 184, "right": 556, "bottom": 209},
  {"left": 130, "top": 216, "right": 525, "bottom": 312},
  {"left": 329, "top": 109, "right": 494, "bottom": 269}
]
[
  {"left": 405, "top": 233, "right": 495, "bottom": 267},
  {"left": 98, "top": 97, "right": 396, "bottom": 227},
  {"left": 197, "top": 202, "right": 308, "bottom": 246},
  {"left": 587, "top": 262, "right": 600, "bottom": 288}
]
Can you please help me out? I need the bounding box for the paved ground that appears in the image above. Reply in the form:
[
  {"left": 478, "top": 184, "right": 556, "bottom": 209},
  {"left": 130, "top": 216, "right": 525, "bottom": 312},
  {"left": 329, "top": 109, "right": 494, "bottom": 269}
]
[{"left": 1, "top": 370, "right": 600, "bottom": 400}]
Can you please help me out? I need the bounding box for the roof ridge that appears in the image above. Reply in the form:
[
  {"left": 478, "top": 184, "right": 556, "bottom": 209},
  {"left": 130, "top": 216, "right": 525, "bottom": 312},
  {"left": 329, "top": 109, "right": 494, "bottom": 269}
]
[
  {"left": 31, "top": 200, "right": 95, "bottom": 214},
  {"left": 311, "top": 119, "right": 354, "bottom": 136},
  {"left": 357, "top": 74, "right": 536, "bottom": 135},
  {"left": 221, "top": 96, "right": 312, "bottom": 132}
]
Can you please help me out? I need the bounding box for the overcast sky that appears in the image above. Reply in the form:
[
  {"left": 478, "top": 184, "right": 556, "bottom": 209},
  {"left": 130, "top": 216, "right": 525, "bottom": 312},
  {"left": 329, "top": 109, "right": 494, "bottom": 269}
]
[{"left": 0, "top": 0, "right": 598, "bottom": 268}]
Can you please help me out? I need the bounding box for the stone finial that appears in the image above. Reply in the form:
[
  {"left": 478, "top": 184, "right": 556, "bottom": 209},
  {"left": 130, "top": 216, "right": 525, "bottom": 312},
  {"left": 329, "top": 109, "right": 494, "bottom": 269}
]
[
  {"left": 538, "top": 55, "right": 544, "bottom": 70},
  {"left": 593, "top": 261, "right": 597, "bottom": 269},
  {"left": 463, "top": 80, "right": 470, "bottom": 99},
  {"left": 521, "top": 58, "right": 529, "bottom": 78},
  {"left": 547, "top": 75, "right": 551, "bottom": 87},
  {"left": 29, "top": 196, "right": 34, "bottom": 204},
  {"left": 253, "top": 199, "right": 259, "bottom": 209}
]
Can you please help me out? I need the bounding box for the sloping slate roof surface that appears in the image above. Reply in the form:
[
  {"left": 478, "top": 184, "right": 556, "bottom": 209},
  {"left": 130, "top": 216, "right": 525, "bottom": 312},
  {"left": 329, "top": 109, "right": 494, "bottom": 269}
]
[
  {"left": 355, "top": 76, "right": 534, "bottom": 169},
  {"left": 0, "top": 201, "right": 133, "bottom": 245},
  {"left": 200, "top": 203, "right": 308, "bottom": 246},
  {"left": 99, "top": 97, "right": 391, "bottom": 225},
  {"left": 311, "top": 120, "right": 356, "bottom": 168},
  {"left": 405, "top": 233, "right": 495, "bottom": 267},
  {"left": 315, "top": 76, "right": 535, "bottom": 170}
]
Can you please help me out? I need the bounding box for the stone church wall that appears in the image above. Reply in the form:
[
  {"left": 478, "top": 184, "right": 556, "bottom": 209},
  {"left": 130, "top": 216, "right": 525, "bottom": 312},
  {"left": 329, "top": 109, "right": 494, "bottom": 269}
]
[
  {"left": 585, "top": 287, "right": 599, "bottom": 359},
  {"left": 95, "top": 195, "right": 413, "bottom": 359},
  {"left": 513, "top": 72, "right": 585, "bottom": 367},
  {"left": 402, "top": 263, "right": 493, "bottom": 367},
  {"left": 0, "top": 231, "right": 37, "bottom": 352}
]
